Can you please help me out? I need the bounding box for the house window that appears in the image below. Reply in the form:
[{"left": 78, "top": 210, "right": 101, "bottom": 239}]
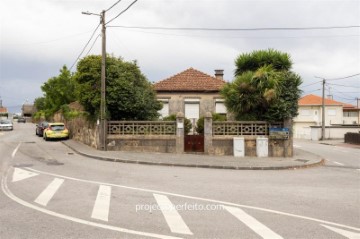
[
  {"left": 343, "top": 111, "right": 358, "bottom": 117},
  {"left": 184, "top": 99, "right": 200, "bottom": 120},
  {"left": 215, "top": 100, "right": 227, "bottom": 114},
  {"left": 158, "top": 99, "right": 169, "bottom": 118},
  {"left": 328, "top": 109, "right": 336, "bottom": 116}
]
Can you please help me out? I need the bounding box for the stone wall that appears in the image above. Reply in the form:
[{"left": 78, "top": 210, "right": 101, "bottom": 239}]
[
  {"left": 66, "top": 117, "right": 99, "bottom": 149},
  {"left": 106, "top": 135, "right": 176, "bottom": 153}
]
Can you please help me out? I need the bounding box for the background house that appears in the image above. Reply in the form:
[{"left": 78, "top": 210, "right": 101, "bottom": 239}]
[
  {"left": 0, "top": 99, "right": 8, "bottom": 119},
  {"left": 293, "top": 94, "right": 359, "bottom": 139},
  {"left": 154, "top": 68, "right": 227, "bottom": 127}
]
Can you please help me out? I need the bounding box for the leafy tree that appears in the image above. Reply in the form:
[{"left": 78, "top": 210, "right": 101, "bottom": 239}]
[
  {"left": 34, "top": 97, "right": 46, "bottom": 111},
  {"left": 74, "top": 55, "right": 161, "bottom": 120},
  {"left": 196, "top": 113, "right": 226, "bottom": 134},
  {"left": 235, "top": 48, "right": 292, "bottom": 76},
  {"left": 222, "top": 49, "right": 302, "bottom": 121},
  {"left": 162, "top": 114, "right": 192, "bottom": 135},
  {"left": 40, "top": 66, "right": 76, "bottom": 119}
]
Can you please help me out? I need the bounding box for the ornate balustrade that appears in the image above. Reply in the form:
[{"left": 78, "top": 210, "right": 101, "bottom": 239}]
[
  {"left": 108, "top": 121, "right": 176, "bottom": 135},
  {"left": 212, "top": 121, "right": 283, "bottom": 136}
]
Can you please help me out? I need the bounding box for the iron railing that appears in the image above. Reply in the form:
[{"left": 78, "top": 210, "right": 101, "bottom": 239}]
[{"left": 108, "top": 121, "right": 176, "bottom": 135}]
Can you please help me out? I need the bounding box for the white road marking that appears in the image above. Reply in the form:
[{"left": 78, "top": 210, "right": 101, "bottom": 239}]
[
  {"left": 1, "top": 173, "right": 181, "bottom": 239},
  {"left": 154, "top": 194, "right": 192, "bottom": 235},
  {"left": 333, "top": 161, "right": 344, "bottom": 166},
  {"left": 11, "top": 142, "right": 22, "bottom": 159},
  {"left": 12, "top": 168, "right": 39, "bottom": 182},
  {"left": 34, "top": 178, "right": 64, "bottom": 206},
  {"left": 91, "top": 185, "right": 111, "bottom": 221},
  {"left": 21, "top": 167, "right": 360, "bottom": 232},
  {"left": 224, "top": 206, "right": 283, "bottom": 239},
  {"left": 321, "top": 224, "right": 360, "bottom": 239}
]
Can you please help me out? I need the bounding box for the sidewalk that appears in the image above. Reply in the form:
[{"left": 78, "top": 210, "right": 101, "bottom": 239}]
[{"left": 63, "top": 140, "right": 324, "bottom": 170}]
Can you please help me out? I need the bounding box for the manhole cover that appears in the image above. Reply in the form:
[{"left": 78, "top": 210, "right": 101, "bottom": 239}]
[
  {"left": 24, "top": 141, "right": 36, "bottom": 144},
  {"left": 295, "top": 159, "right": 309, "bottom": 163},
  {"left": 13, "top": 164, "right": 34, "bottom": 168}
]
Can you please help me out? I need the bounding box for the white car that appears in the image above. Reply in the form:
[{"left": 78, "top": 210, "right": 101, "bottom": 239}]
[{"left": 0, "top": 119, "right": 13, "bottom": 131}]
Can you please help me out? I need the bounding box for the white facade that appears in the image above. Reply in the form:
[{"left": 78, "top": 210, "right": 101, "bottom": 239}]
[{"left": 293, "top": 105, "right": 343, "bottom": 139}]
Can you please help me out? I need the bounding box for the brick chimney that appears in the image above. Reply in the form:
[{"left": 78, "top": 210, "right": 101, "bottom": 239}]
[{"left": 214, "top": 69, "right": 224, "bottom": 80}]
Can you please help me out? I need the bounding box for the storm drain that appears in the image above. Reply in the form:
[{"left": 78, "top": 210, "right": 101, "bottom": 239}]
[
  {"left": 295, "top": 159, "right": 309, "bottom": 163},
  {"left": 23, "top": 141, "right": 36, "bottom": 144}
]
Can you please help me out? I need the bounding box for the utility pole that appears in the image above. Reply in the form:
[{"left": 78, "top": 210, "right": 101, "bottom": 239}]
[
  {"left": 315, "top": 76, "right": 326, "bottom": 140},
  {"left": 82, "top": 10, "right": 107, "bottom": 151},
  {"left": 100, "top": 10, "right": 107, "bottom": 151},
  {"left": 321, "top": 79, "right": 326, "bottom": 140}
]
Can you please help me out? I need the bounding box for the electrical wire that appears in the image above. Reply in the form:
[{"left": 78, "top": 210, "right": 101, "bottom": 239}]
[
  {"left": 69, "top": 23, "right": 101, "bottom": 71},
  {"left": 106, "top": 0, "right": 138, "bottom": 25},
  {"left": 301, "top": 81, "right": 322, "bottom": 88},
  {"left": 107, "top": 25, "right": 360, "bottom": 31},
  {"left": 106, "top": 0, "right": 122, "bottom": 12},
  {"left": 326, "top": 73, "right": 360, "bottom": 81},
  {"left": 85, "top": 34, "right": 101, "bottom": 57},
  {"left": 327, "top": 83, "right": 360, "bottom": 89}
]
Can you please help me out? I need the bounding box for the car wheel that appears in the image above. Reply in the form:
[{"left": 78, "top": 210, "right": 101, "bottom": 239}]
[
  {"left": 44, "top": 133, "right": 48, "bottom": 141},
  {"left": 35, "top": 130, "right": 38, "bottom": 136}
]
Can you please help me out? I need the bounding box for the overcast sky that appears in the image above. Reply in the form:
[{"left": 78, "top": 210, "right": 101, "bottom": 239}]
[{"left": 1, "top": 0, "right": 359, "bottom": 113}]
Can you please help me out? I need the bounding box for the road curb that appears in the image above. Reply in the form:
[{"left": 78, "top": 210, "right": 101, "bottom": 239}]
[{"left": 62, "top": 142, "right": 325, "bottom": 171}]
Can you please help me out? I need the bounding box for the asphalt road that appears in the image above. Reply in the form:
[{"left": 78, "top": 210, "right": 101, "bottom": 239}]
[{"left": 0, "top": 123, "right": 359, "bottom": 239}]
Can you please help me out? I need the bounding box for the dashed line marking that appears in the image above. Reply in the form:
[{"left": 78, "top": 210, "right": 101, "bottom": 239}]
[
  {"left": 154, "top": 194, "right": 193, "bottom": 235},
  {"left": 224, "top": 206, "right": 283, "bottom": 239},
  {"left": 17, "top": 167, "right": 360, "bottom": 233},
  {"left": 11, "top": 142, "right": 22, "bottom": 159},
  {"left": 91, "top": 185, "right": 111, "bottom": 222},
  {"left": 34, "top": 178, "right": 64, "bottom": 206},
  {"left": 321, "top": 224, "right": 360, "bottom": 238}
]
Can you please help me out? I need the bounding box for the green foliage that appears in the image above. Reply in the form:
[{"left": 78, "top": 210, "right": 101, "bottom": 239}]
[
  {"left": 162, "top": 114, "right": 192, "bottom": 135},
  {"left": 196, "top": 113, "right": 226, "bottom": 134},
  {"left": 235, "top": 49, "right": 292, "bottom": 76},
  {"left": 40, "top": 66, "right": 77, "bottom": 119},
  {"left": 34, "top": 97, "right": 46, "bottom": 111},
  {"left": 222, "top": 49, "right": 302, "bottom": 121},
  {"left": 74, "top": 55, "right": 161, "bottom": 120},
  {"left": 60, "top": 104, "right": 85, "bottom": 120}
]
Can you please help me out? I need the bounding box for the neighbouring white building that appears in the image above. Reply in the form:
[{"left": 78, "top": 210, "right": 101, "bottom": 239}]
[{"left": 293, "top": 94, "right": 359, "bottom": 139}]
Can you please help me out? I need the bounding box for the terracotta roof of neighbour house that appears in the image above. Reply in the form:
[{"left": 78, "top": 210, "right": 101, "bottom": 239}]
[
  {"left": 0, "top": 107, "right": 8, "bottom": 114},
  {"left": 154, "top": 68, "right": 226, "bottom": 92},
  {"left": 299, "top": 94, "right": 348, "bottom": 106}
]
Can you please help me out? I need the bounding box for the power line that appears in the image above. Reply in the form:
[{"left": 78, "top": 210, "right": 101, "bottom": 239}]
[
  {"left": 327, "top": 83, "right": 360, "bottom": 89},
  {"left": 107, "top": 25, "right": 360, "bottom": 31},
  {"left": 106, "top": 0, "right": 122, "bottom": 12},
  {"left": 85, "top": 34, "right": 101, "bottom": 57},
  {"left": 69, "top": 23, "right": 101, "bottom": 71},
  {"left": 106, "top": 0, "right": 138, "bottom": 25},
  {"left": 301, "top": 81, "right": 322, "bottom": 88},
  {"left": 326, "top": 73, "right": 360, "bottom": 81}
]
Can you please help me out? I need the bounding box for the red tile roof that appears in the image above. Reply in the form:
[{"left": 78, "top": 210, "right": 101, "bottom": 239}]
[
  {"left": 154, "top": 68, "right": 226, "bottom": 92},
  {"left": 299, "top": 94, "right": 357, "bottom": 108},
  {"left": 0, "top": 107, "right": 8, "bottom": 113}
]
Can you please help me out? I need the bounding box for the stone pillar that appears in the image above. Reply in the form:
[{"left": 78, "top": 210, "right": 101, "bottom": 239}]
[
  {"left": 176, "top": 112, "right": 185, "bottom": 154},
  {"left": 284, "top": 118, "right": 293, "bottom": 157},
  {"left": 204, "top": 112, "right": 213, "bottom": 154}
]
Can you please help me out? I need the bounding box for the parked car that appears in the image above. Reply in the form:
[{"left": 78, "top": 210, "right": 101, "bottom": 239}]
[
  {"left": 35, "top": 121, "right": 49, "bottom": 137},
  {"left": 0, "top": 119, "right": 13, "bottom": 131},
  {"left": 43, "top": 122, "right": 69, "bottom": 141},
  {"left": 18, "top": 117, "right": 26, "bottom": 123}
]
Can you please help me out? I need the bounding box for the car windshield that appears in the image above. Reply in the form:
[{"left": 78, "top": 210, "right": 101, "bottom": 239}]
[
  {"left": 50, "top": 125, "right": 65, "bottom": 131},
  {"left": 0, "top": 120, "right": 11, "bottom": 124}
]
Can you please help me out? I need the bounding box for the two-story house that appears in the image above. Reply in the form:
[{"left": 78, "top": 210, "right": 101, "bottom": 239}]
[
  {"left": 154, "top": 68, "right": 227, "bottom": 126},
  {"left": 293, "top": 94, "right": 359, "bottom": 139}
]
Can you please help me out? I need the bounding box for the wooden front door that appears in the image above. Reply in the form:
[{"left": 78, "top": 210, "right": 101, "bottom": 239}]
[{"left": 184, "top": 135, "right": 204, "bottom": 153}]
